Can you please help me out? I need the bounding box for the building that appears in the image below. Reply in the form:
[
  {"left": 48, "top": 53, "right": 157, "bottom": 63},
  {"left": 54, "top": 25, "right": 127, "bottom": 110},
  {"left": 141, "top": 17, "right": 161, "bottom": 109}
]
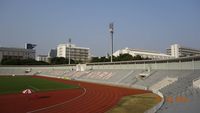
[
  {"left": 36, "top": 55, "right": 48, "bottom": 62},
  {"left": 167, "top": 44, "right": 200, "bottom": 58},
  {"left": 48, "top": 49, "right": 57, "bottom": 58},
  {"left": 0, "top": 47, "right": 36, "bottom": 62},
  {"left": 57, "top": 44, "right": 89, "bottom": 62},
  {"left": 113, "top": 47, "right": 173, "bottom": 60},
  {"left": 25, "top": 43, "right": 36, "bottom": 49}
]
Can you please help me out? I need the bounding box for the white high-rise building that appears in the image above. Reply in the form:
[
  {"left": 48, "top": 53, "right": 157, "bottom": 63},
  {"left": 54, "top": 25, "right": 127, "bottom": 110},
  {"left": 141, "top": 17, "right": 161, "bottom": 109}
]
[
  {"left": 57, "top": 44, "right": 89, "bottom": 62},
  {"left": 167, "top": 44, "right": 200, "bottom": 58}
]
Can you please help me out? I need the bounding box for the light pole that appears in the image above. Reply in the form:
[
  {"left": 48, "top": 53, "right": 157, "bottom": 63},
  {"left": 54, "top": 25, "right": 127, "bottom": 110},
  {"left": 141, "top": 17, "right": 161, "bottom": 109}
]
[
  {"left": 68, "top": 38, "right": 71, "bottom": 65},
  {"left": 109, "top": 23, "right": 114, "bottom": 62}
]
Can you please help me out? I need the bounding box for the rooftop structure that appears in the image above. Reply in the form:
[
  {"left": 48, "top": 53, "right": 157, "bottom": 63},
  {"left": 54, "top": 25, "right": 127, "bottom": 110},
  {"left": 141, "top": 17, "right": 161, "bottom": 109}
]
[
  {"left": 167, "top": 44, "right": 200, "bottom": 58},
  {"left": 113, "top": 47, "right": 173, "bottom": 60}
]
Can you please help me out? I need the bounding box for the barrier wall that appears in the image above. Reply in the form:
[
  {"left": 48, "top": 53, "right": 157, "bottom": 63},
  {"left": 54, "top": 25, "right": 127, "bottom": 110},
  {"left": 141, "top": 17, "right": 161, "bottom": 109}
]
[
  {"left": 87, "top": 61, "right": 200, "bottom": 70},
  {"left": 144, "top": 91, "right": 164, "bottom": 113},
  {"left": 1, "top": 56, "right": 200, "bottom": 72}
]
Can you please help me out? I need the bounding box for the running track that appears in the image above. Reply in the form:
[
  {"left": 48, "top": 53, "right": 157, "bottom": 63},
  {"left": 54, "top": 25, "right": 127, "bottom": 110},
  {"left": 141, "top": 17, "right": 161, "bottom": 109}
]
[{"left": 0, "top": 76, "right": 151, "bottom": 113}]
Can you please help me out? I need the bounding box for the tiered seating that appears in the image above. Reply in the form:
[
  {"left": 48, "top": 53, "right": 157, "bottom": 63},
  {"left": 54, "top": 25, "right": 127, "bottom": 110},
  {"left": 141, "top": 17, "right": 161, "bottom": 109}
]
[
  {"left": 138, "top": 70, "right": 156, "bottom": 79},
  {"left": 134, "top": 70, "right": 192, "bottom": 88},
  {"left": 0, "top": 68, "right": 27, "bottom": 75},
  {"left": 157, "top": 87, "right": 200, "bottom": 113},
  {"left": 160, "top": 70, "right": 200, "bottom": 96},
  {"left": 118, "top": 70, "right": 141, "bottom": 85},
  {"left": 71, "top": 71, "right": 90, "bottom": 78},
  {"left": 105, "top": 70, "right": 133, "bottom": 82},
  {"left": 63, "top": 71, "right": 79, "bottom": 77},
  {"left": 76, "top": 69, "right": 136, "bottom": 84},
  {"left": 157, "top": 70, "right": 200, "bottom": 113},
  {"left": 37, "top": 69, "right": 53, "bottom": 75},
  {"left": 149, "top": 77, "right": 178, "bottom": 91},
  {"left": 48, "top": 70, "right": 66, "bottom": 76},
  {"left": 85, "top": 71, "right": 113, "bottom": 80},
  {"left": 193, "top": 77, "right": 200, "bottom": 88}
]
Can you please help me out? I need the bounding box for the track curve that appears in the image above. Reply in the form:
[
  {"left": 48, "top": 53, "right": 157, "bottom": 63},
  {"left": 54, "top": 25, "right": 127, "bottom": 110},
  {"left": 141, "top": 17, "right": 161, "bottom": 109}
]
[{"left": 0, "top": 76, "right": 151, "bottom": 113}]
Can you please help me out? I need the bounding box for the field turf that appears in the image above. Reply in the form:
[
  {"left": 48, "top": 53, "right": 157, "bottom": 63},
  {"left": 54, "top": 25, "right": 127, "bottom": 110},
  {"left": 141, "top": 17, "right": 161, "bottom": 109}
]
[
  {"left": 106, "top": 93, "right": 161, "bottom": 113},
  {"left": 0, "top": 76, "right": 79, "bottom": 94}
]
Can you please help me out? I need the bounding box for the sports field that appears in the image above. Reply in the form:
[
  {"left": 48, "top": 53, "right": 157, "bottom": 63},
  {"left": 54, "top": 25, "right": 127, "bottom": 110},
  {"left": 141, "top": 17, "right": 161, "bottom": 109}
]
[
  {"left": 0, "top": 75, "right": 160, "bottom": 113},
  {"left": 0, "top": 76, "right": 79, "bottom": 94}
]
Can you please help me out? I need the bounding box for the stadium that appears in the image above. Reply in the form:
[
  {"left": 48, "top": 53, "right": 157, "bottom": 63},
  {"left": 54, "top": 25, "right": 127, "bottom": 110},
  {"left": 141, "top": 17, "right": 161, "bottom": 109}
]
[
  {"left": 1, "top": 0, "right": 199, "bottom": 113},
  {"left": 1, "top": 55, "right": 200, "bottom": 113}
]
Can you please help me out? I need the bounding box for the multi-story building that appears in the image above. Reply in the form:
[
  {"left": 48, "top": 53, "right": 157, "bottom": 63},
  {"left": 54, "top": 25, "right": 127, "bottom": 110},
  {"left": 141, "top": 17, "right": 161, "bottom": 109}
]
[
  {"left": 36, "top": 55, "right": 48, "bottom": 62},
  {"left": 0, "top": 47, "right": 35, "bottom": 62},
  {"left": 166, "top": 44, "right": 200, "bottom": 58},
  {"left": 57, "top": 44, "right": 89, "bottom": 62},
  {"left": 113, "top": 47, "right": 173, "bottom": 60},
  {"left": 48, "top": 49, "right": 57, "bottom": 58}
]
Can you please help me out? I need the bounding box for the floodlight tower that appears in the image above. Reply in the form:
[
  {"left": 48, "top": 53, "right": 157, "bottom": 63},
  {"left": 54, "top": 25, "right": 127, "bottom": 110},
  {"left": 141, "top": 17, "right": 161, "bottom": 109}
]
[
  {"left": 68, "top": 38, "right": 71, "bottom": 65},
  {"left": 109, "top": 23, "right": 114, "bottom": 62}
]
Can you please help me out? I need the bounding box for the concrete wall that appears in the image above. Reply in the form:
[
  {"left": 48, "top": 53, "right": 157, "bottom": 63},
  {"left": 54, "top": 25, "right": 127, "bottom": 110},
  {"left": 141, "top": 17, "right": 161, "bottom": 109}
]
[
  {"left": 1, "top": 58, "right": 200, "bottom": 71},
  {"left": 87, "top": 61, "right": 200, "bottom": 70}
]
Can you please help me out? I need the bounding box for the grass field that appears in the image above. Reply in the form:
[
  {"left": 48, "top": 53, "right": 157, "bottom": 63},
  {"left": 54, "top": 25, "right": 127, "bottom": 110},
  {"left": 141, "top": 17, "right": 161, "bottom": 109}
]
[
  {"left": 0, "top": 76, "right": 79, "bottom": 94},
  {"left": 106, "top": 93, "right": 161, "bottom": 113}
]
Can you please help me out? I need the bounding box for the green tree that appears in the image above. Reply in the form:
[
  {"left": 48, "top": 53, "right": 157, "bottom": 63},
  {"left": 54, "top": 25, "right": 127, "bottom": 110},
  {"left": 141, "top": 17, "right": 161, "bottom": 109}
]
[
  {"left": 1, "top": 58, "right": 49, "bottom": 65},
  {"left": 50, "top": 57, "right": 66, "bottom": 64},
  {"left": 91, "top": 57, "right": 100, "bottom": 62},
  {"left": 100, "top": 56, "right": 109, "bottom": 62},
  {"left": 49, "top": 57, "right": 75, "bottom": 64},
  {"left": 133, "top": 55, "right": 143, "bottom": 60},
  {"left": 90, "top": 54, "right": 146, "bottom": 63},
  {"left": 114, "top": 54, "right": 133, "bottom": 61}
]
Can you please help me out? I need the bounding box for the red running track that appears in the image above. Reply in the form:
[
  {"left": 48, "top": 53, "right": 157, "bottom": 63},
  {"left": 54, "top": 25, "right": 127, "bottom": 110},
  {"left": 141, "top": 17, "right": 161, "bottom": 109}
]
[{"left": 0, "top": 76, "right": 151, "bottom": 113}]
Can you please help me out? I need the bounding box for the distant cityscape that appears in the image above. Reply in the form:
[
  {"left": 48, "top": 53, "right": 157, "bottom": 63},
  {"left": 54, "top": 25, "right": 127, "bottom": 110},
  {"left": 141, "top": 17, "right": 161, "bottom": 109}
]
[{"left": 0, "top": 42, "right": 200, "bottom": 64}]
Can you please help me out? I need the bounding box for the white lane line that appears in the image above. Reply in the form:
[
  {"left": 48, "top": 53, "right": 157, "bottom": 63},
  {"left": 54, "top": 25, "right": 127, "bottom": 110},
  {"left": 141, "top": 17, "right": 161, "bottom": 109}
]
[{"left": 27, "top": 88, "right": 87, "bottom": 113}]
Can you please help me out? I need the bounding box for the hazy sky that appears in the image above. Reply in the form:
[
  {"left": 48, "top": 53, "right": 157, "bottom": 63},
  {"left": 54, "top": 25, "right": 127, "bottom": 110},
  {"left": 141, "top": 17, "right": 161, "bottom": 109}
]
[{"left": 0, "top": 0, "right": 200, "bottom": 56}]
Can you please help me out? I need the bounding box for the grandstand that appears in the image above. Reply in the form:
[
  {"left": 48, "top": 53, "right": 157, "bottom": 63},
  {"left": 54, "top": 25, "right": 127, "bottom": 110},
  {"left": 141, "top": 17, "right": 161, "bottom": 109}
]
[
  {"left": 193, "top": 77, "right": 200, "bottom": 88},
  {"left": 1, "top": 56, "right": 200, "bottom": 113}
]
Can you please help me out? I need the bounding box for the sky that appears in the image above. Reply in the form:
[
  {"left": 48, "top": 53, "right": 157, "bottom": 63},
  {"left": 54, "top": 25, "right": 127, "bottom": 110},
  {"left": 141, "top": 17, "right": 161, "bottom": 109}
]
[{"left": 0, "top": 0, "right": 200, "bottom": 56}]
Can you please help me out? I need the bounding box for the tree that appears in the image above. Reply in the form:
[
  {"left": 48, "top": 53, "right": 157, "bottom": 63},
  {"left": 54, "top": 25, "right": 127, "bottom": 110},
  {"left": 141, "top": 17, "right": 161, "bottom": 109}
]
[
  {"left": 49, "top": 57, "right": 75, "bottom": 64},
  {"left": 1, "top": 58, "right": 49, "bottom": 65},
  {"left": 100, "top": 56, "right": 109, "bottom": 62},
  {"left": 90, "top": 54, "right": 146, "bottom": 63},
  {"left": 114, "top": 54, "right": 133, "bottom": 61},
  {"left": 50, "top": 57, "right": 66, "bottom": 64},
  {"left": 133, "top": 55, "right": 143, "bottom": 60},
  {"left": 91, "top": 57, "right": 100, "bottom": 62}
]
